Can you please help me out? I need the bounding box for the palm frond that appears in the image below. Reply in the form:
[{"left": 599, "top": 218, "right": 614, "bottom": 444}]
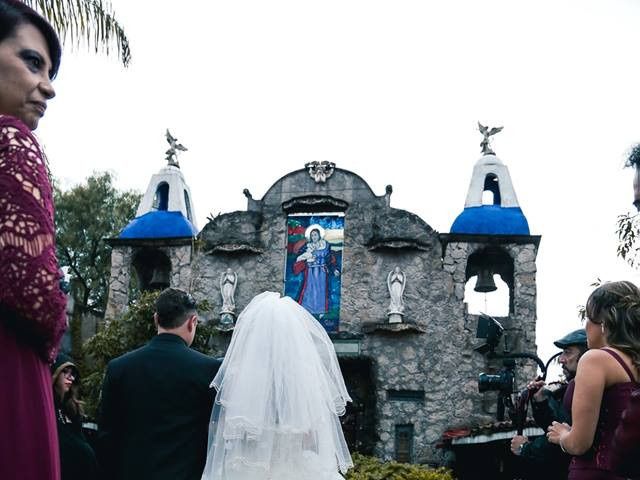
[
  {"left": 23, "top": 0, "right": 131, "bottom": 66},
  {"left": 626, "top": 143, "right": 640, "bottom": 168}
]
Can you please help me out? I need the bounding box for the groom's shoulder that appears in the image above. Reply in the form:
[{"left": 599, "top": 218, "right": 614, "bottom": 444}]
[
  {"left": 185, "top": 348, "right": 223, "bottom": 368},
  {"left": 105, "top": 343, "right": 149, "bottom": 371}
]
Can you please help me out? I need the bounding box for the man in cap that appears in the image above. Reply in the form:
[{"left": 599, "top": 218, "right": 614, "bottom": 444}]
[{"left": 509, "top": 328, "right": 588, "bottom": 480}]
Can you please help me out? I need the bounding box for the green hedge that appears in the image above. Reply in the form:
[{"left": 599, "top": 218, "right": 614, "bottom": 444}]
[{"left": 345, "top": 453, "right": 455, "bottom": 480}]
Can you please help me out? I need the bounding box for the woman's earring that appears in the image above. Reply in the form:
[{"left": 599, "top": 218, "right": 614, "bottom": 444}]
[{"left": 601, "top": 323, "right": 605, "bottom": 334}]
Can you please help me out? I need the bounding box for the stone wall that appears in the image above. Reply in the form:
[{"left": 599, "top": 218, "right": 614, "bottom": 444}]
[
  {"left": 106, "top": 166, "right": 540, "bottom": 465},
  {"left": 104, "top": 246, "right": 133, "bottom": 321}
]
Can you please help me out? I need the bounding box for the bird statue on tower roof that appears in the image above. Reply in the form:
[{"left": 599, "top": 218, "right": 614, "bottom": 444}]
[
  {"left": 165, "top": 129, "right": 188, "bottom": 167},
  {"left": 478, "top": 122, "right": 503, "bottom": 156}
]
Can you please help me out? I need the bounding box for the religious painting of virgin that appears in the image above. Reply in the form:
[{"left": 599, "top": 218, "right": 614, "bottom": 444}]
[{"left": 284, "top": 213, "right": 344, "bottom": 332}]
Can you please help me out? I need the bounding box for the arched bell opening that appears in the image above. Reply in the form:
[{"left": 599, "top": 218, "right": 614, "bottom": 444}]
[
  {"left": 152, "top": 182, "right": 170, "bottom": 211},
  {"left": 131, "top": 248, "right": 172, "bottom": 293},
  {"left": 482, "top": 173, "right": 501, "bottom": 206},
  {"left": 463, "top": 247, "right": 513, "bottom": 316}
]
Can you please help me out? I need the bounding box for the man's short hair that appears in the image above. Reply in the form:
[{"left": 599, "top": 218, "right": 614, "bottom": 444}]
[{"left": 155, "top": 288, "right": 197, "bottom": 329}]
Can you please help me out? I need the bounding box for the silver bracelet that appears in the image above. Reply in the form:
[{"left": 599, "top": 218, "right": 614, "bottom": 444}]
[{"left": 559, "top": 437, "right": 568, "bottom": 454}]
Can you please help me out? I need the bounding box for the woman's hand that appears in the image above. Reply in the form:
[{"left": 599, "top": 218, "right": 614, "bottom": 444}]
[{"left": 547, "top": 421, "right": 571, "bottom": 445}]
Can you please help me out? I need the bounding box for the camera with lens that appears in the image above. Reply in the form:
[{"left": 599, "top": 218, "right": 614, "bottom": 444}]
[
  {"left": 478, "top": 368, "right": 514, "bottom": 394},
  {"left": 474, "top": 313, "right": 548, "bottom": 425}
]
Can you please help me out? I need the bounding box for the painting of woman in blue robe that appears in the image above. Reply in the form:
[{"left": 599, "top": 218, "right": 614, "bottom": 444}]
[{"left": 285, "top": 215, "right": 343, "bottom": 332}]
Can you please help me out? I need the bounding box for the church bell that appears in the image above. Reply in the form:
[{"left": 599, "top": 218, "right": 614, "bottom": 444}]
[
  {"left": 475, "top": 269, "right": 497, "bottom": 293},
  {"left": 149, "top": 268, "right": 170, "bottom": 290}
]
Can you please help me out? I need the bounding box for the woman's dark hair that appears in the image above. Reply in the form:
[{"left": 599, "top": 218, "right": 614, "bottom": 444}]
[
  {"left": 0, "top": 0, "right": 61, "bottom": 78},
  {"left": 586, "top": 280, "right": 640, "bottom": 370},
  {"left": 53, "top": 368, "right": 84, "bottom": 422}
]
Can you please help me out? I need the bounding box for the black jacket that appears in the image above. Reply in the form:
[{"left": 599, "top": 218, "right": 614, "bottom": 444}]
[
  {"left": 98, "top": 334, "right": 221, "bottom": 480},
  {"left": 518, "top": 382, "right": 572, "bottom": 480},
  {"left": 56, "top": 409, "right": 100, "bottom": 480}
]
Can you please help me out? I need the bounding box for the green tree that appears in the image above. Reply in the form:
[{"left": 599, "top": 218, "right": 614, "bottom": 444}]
[
  {"left": 22, "top": 0, "right": 131, "bottom": 66},
  {"left": 616, "top": 144, "right": 640, "bottom": 267},
  {"left": 54, "top": 171, "right": 141, "bottom": 359}
]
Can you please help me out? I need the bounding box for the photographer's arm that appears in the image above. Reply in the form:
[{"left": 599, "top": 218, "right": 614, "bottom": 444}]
[{"left": 532, "top": 392, "right": 570, "bottom": 430}]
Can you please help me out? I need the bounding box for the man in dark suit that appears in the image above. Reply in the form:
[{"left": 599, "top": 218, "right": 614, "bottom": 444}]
[{"left": 98, "top": 288, "right": 221, "bottom": 480}]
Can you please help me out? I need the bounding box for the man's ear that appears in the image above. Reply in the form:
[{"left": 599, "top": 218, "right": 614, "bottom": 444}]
[
  {"left": 187, "top": 314, "right": 197, "bottom": 333},
  {"left": 153, "top": 313, "right": 159, "bottom": 328}
]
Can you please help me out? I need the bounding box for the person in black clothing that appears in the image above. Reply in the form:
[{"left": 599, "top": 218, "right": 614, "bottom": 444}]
[
  {"left": 97, "top": 288, "right": 221, "bottom": 480},
  {"left": 509, "top": 329, "right": 588, "bottom": 480},
  {"left": 51, "top": 353, "right": 100, "bottom": 480}
]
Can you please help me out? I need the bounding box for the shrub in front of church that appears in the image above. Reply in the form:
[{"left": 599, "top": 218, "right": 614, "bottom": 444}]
[
  {"left": 81, "top": 290, "right": 215, "bottom": 418},
  {"left": 345, "top": 453, "right": 455, "bottom": 480}
]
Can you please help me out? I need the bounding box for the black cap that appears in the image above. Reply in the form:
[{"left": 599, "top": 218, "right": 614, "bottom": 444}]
[
  {"left": 51, "top": 353, "right": 79, "bottom": 383},
  {"left": 553, "top": 329, "right": 587, "bottom": 349}
]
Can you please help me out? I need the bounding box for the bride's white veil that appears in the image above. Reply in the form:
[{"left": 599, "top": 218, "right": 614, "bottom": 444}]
[{"left": 201, "top": 292, "right": 353, "bottom": 480}]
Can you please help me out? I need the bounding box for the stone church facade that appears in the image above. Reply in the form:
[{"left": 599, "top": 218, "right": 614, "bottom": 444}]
[{"left": 105, "top": 151, "right": 540, "bottom": 466}]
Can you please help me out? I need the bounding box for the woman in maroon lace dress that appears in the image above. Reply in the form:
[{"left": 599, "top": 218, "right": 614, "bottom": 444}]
[
  {"left": 0, "top": 2, "right": 66, "bottom": 479},
  {"left": 547, "top": 281, "right": 640, "bottom": 479}
]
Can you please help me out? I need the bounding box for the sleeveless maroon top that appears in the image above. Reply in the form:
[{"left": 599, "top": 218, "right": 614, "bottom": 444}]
[{"left": 565, "top": 348, "right": 639, "bottom": 480}]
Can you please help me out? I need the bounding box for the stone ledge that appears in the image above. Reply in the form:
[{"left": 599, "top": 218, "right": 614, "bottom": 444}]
[
  {"left": 366, "top": 239, "right": 432, "bottom": 251},
  {"left": 362, "top": 322, "right": 427, "bottom": 334},
  {"left": 204, "top": 244, "right": 264, "bottom": 254}
]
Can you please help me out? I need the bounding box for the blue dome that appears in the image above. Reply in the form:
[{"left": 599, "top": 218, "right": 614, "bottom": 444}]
[
  {"left": 119, "top": 211, "right": 198, "bottom": 239},
  {"left": 451, "top": 205, "right": 530, "bottom": 235}
]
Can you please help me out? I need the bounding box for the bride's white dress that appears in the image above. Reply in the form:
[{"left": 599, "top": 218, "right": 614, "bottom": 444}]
[{"left": 201, "top": 292, "right": 353, "bottom": 480}]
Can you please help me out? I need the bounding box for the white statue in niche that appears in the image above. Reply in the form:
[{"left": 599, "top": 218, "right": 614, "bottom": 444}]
[
  {"left": 220, "top": 268, "right": 237, "bottom": 315},
  {"left": 387, "top": 266, "right": 406, "bottom": 323}
]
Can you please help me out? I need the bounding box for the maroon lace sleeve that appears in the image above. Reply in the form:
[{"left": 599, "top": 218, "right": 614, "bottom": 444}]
[{"left": 0, "top": 115, "right": 67, "bottom": 362}]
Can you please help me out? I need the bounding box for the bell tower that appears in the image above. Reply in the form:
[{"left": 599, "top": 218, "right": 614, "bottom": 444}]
[
  {"left": 440, "top": 124, "right": 540, "bottom": 357},
  {"left": 104, "top": 131, "right": 198, "bottom": 321}
]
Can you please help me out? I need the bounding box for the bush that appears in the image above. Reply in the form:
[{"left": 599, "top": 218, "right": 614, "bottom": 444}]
[
  {"left": 345, "top": 453, "right": 455, "bottom": 480},
  {"left": 81, "top": 290, "right": 216, "bottom": 417}
]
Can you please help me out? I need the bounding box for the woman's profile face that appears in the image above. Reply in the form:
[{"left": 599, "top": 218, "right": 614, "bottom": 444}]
[
  {"left": 54, "top": 367, "right": 75, "bottom": 398},
  {"left": 310, "top": 230, "right": 320, "bottom": 242},
  {"left": 0, "top": 23, "right": 55, "bottom": 130}
]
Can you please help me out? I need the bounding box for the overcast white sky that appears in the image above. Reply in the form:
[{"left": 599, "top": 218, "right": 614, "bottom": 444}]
[{"left": 36, "top": 0, "right": 640, "bottom": 372}]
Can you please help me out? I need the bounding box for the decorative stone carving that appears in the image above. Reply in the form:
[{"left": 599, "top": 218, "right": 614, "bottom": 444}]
[
  {"left": 387, "top": 266, "right": 406, "bottom": 323},
  {"left": 219, "top": 268, "right": 237, "bottom": 327},
  {"left": 305, "top": 161, "right": 336, "bottom": 183}
]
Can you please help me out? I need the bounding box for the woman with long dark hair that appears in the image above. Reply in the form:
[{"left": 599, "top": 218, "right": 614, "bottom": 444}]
[
  {"left": 0, "top": 1, "right": 66, "bottom": 478},
  {"left": 52, "top": 355, "right": 100, "bottom": 480}
]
